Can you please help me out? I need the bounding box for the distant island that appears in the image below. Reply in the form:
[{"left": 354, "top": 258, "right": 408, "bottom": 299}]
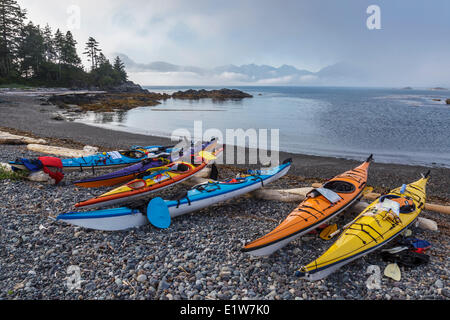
[{"left": 171, "top": 89, "right": 253, "bottom": 100}]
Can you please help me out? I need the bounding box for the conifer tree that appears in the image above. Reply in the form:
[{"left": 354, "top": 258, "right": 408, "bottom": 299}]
[
  {"left": 42, "top": 24, "right": 56, "bottom": 62},
  {"left": 0, "top": 0, "right": 26, "bottom": 77},
  {"left": 113, "top": 56, "right": 127, "bottom": 82},
  {"left": 62, "top": 31, "right": 81, "bottom": 67},
  {"left": 83, "top": 37, "right": 101, "bottom": 70},
  {"left": 53, "top": 29, "right": 65, "bottom": 79},
  {"left": 17, "top": 22, "right": 45, "bottom": 78}
]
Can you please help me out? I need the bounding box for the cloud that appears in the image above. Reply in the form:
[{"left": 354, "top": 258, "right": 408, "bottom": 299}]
[
  {"left": 16, "top": 0, "right": 450, "bottom": 87},
  {"left": 216, "top": 72, "right": 249, "bottom": 81}
]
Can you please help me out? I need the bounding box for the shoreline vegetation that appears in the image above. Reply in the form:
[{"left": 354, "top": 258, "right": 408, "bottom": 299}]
[
  {"left": 0, "top": 1, "right": 129, "bottom": 91},
  {"left": 0, "top": 0, "right": 253, "bottom": 113}
]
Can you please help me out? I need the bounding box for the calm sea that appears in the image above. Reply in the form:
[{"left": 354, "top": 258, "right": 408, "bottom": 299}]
[{"left": 71, "top": 86, "right": 450, "bottom": 168}]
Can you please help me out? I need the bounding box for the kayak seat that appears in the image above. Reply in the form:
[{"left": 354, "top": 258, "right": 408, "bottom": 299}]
[
  {"left": 322, "top": 180, "right": 355, "bottom": 193},
  {"left": 380, "top": 195, "right": 416, "bottom": 214}
]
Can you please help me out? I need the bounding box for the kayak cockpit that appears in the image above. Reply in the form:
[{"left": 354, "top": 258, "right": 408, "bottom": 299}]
[
  {"left": 379, "top": 195, "right": 416, "bottom": 214},
  {"left": 322, "top": 180, "right": 356, "bottom": 193},
  {"left": 119, "top": 150, "right": 147, "bottom": 159}
]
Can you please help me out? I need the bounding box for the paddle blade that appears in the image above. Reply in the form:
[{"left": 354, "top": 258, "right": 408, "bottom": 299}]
[
  {"left": 362, "top": 186, "right": 374, "bottom": 196},
  {"left": 199, "top": 151, "right": 216, "bottom": 162},
  {"left": 384, "top": 263, "right": 401, "bottom": 281},
  {"left": 319, "top": 224, "right": 338, "bottom": 240},
  {"left": 147, "top": 197, "right": 171, "bottom": 229}
]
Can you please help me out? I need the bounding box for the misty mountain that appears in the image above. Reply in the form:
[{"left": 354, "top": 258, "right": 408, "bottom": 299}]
[{"left": 115, "top": 53, "right": 368, "bottom": 85}]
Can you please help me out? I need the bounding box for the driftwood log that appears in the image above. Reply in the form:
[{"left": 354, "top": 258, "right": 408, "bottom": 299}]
[
  {"left": 0, "top": 131, "right": 47, "bottom": 145},
  {"left": 27, "top": 144, "right": 98, "bottom": 158}
]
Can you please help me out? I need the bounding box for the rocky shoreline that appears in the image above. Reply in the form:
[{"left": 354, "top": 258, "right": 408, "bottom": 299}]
[
  {"left": 0, "top": 144, "right": 449, "bottom": 300},
  {"left": 46, "top": 87, "right": 253, "bottom": 113},
  {"left": 0, "top": 91, "right": 449, "bottom": 300}
]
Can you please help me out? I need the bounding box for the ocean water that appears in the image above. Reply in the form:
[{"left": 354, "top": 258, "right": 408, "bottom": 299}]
[{"left": 71, "top": 86, "right": 450, "bottom": 168}]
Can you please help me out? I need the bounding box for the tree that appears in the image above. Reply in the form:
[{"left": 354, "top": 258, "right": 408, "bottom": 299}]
[
  {"left": 83, "top": 37, "right": 101, "bottom": 70},
  {"left": 17, "top": 22, "right": 45, "bottom": 78},
  {"left": 62, "top": 31, "right": 81, "bottom": 67},
  {"left": 0, "top": 0, "right": 27, "bottom": 78},
  {"left": 42, "top": 24, "right": 56, "bottom": 63},
  {"left": 97, "top": 52, "right": 107, "bottom": 66},
  {"left": 113, "top": 56, "right": 127, "bottom": 82}
]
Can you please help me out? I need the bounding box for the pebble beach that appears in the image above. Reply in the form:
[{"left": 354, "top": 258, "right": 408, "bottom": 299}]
[{"left": 0, "top": 92, "right": 449, "bottom": 300}]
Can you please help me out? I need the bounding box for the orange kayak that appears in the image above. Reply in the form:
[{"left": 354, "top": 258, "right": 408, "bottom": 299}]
[{"left": 242, "top": 155, "right": 373, "bottom": 256}]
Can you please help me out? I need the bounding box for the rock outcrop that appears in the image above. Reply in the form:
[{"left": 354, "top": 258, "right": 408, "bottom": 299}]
[
  {"left": 105, "top": 81, "right": 150, "bottom": 94},
  {"left": 48, "top": 88, "right": 253, "bottom": 112},
  {"left": 171, "top": 89, "right": 253, "bottom": 100}
]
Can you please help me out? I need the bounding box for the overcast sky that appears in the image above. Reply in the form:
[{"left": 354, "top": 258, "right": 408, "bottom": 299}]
[{"left": 18, "top": 0, "right": 450, "bottom": 86}]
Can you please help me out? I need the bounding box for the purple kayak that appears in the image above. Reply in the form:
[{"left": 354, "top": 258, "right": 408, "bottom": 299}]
[{"left": 73, "top": 138, "right": 218, "bottom": 188}]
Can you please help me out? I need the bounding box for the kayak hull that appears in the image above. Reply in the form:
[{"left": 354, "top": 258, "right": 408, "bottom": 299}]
[
  {"left": 244, "top": 189, "right": 364, "bottom": 256},
  {"left": 167, "top": 161, "right": 292, "bottom": 218},
  {"left": 9, "top": 146, "right": 162, "bottom": 172},
  {"left": 296, "top": 175, "right": 429, "bottom": 280},
  {"left": 242, "top": 156, "right": 372, "bottom": 256},
  {"left": 76, "top": 164, "right": 210, "bottom": 210},
  {"left": 57, "top": 207, "right": 148, "bottom": 231},
  {"left": 73, "top": 159, "right": 169, "bottom": 188},
  {"left": 296, "top": 221, "right": 414, "bottom": 281}
]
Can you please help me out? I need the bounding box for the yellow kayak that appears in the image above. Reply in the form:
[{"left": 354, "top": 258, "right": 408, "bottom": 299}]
[{"left": 296, "top": 172, "right": 430, "bottom": 281}]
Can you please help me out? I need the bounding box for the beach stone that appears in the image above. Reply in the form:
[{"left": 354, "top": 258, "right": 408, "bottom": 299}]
[
  {"left": 136, "top": 275, "right": 147, "bottom": 283},
  {"left": 158, "top": 278, "right": 170, "bottom": 291},
  {"left": 434, "top": 279, "right": 443, "bottom": 289},
  {"left": 416, "top": 217, "right": 438, "bottom": 231}
]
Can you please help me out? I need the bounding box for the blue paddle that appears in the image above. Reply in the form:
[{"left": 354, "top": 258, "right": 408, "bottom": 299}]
[{"left": 147, "top": 197, "right": 171, "bottom": 229}]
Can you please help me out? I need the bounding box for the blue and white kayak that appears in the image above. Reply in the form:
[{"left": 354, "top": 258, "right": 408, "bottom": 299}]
[
  {"left": 56, "top": 159, "right": 292, "bottom": 231},
  {"left": 10, "top": 145, "right": 166, "bottom": 172},
  {"left": 56, "top": 207, "right": 148, "bottom": 231},
  {"left": 151, "top": 159, "right": 293, "bottom": 222}
]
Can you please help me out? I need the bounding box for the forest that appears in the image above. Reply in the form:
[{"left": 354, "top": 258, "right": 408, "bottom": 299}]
[{"left": 0, "top": 0, "right": 128, "bottom": 88}]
